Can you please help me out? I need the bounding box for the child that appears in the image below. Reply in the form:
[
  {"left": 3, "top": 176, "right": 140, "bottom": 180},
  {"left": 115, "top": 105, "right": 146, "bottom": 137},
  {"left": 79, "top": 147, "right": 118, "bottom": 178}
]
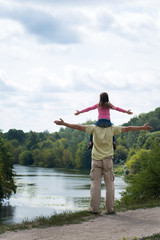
[{"left": 74, "top": 92, "right": 133, "bottom": 149}]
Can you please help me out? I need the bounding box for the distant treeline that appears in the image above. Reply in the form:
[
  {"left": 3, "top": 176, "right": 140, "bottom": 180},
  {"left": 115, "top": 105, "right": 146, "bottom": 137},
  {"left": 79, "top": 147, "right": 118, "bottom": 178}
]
[
  {"left": 0, "top": 107, "right": 160, "bottom": 202},
  {"left": 2, "top": 107, "right": 160, "bottom": 170}
]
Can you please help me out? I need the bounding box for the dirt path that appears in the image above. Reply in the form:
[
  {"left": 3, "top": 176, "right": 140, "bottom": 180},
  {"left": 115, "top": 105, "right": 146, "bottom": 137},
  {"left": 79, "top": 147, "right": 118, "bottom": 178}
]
[{"left": 1, "top": 207, "right": 160, "bottom": 240}]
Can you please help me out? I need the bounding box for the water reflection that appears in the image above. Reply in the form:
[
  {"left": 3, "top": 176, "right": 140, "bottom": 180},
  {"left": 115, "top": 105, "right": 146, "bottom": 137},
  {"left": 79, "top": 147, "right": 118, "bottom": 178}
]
[
  {"left": 0, "top": 165, "right": 127, "bottom": 225},
  {"left": 0, "top": 203, "right": 15, "bottom": 224}
]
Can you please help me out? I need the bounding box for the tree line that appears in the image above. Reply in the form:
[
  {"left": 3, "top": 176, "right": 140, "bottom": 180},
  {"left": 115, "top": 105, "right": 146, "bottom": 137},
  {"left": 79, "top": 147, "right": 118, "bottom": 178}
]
[{"left": 0, "top": 107, "right": 160, "bottom": 202}]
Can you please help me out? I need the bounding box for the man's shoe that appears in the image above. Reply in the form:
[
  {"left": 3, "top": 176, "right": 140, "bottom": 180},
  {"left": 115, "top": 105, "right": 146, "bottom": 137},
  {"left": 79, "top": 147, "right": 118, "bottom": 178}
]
[
  {"left": 102, "top": 210, "right": 116, "bottom": 215},
  {"left": 107, "top": 210, "right": 116, "bottom": 215},
  {"left": 89, "top": 211, "right": 99, "bottom": 215}
]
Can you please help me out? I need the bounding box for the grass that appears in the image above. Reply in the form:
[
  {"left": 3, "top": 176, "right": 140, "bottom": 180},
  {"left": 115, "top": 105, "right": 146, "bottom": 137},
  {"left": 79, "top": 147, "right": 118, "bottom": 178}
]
[
  {"left": 119, "top": 234, "right": 160, "bottom": 240},
  {"left": 114, "top": 198, "right": 160, "bottom": 212},
  {"left": 0, "top": 210, "right": 96, "bottom": 234},
  {"left": 139, "top": 233, "right": 160, "bottom": 240}
]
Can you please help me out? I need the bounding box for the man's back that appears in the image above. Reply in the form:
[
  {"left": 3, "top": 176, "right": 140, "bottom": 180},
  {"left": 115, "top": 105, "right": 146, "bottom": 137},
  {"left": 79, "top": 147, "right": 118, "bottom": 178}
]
[{"left": 86, "top": 125, "right": 122, "bottom": 160}]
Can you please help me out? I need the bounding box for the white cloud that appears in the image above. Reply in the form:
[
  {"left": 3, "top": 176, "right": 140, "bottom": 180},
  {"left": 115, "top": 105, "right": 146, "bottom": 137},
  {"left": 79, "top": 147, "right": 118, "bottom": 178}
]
[{"left": 0, "top": 0, "right": 159, "bottom": 133}]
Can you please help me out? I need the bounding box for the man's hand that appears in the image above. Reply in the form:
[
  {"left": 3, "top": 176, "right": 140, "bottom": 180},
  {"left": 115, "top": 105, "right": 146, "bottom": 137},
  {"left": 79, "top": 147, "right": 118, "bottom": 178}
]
[
  {"left": 54, "top": 118, "right": 65, "bottom": 126},
  {"left": 126, "top": 109, "right": 133, "bottom": 115},
  {"left": 122, "top": 122, "right": 152, "bottom": 133},
  {"left": 74, "top": 110, "right": 81, "bottom": 115},
  {"left": 54, "top": 118, "right": 86, "bottom": 132},
  {"left": 143, "top": 122, "right": 153, "bottom": 130}
]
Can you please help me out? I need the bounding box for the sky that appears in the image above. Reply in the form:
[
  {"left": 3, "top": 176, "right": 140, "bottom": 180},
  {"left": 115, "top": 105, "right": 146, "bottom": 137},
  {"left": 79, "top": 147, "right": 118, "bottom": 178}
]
[{"left": 0, "top": 0, "right": 160, "bottom": 133}]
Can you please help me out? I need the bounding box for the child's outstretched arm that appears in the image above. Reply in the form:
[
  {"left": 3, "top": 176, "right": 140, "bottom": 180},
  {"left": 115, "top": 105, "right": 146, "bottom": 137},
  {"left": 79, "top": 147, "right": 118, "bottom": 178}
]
[
  {"left": 74, "top": 104, "right": 98, "bottom": 116},
  {"left": 112, "top": 105, "right": 133, "bottom": 115}
]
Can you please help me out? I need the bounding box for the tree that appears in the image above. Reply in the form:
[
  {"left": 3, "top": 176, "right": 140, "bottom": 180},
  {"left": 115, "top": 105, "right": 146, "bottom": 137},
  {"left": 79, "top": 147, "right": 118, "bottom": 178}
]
[
  {"left": 26, "top": 131, "right": 40, "bottom": 151},
  {"left": 114, "top": 145, "right": 128, "bottom": 164},
  {"left": 125, "top": 149, "right": 150, "bottom": 175},
  {"left": 0, "top": 133, "right": 16, "bottom": 201},
  {"left": 19, "top": 150, "right": 33, "bottom": 165},
  {"left": 120, "top": 141, "right": 160, "bottom": 204},
  {"left": 4, "top": 129, "right": 26, "bottom": 144},
  {"left": 32, "top": 149, "right": 42, "bottom": 166},
  {"left": 62, "top": 149, "right": 73, "bottom": 168},
  {"left": 75, "top": 140, "right": 91, "bottom": 169}
]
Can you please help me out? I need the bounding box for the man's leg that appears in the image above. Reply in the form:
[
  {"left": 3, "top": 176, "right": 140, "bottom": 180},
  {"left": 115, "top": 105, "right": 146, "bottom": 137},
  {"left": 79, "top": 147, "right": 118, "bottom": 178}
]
[
  {"left": 89, "top": 159, "right": 102, "bottom": 213},
  {"left": 103, "top": 157, "right": 115, "bottom": 213}
]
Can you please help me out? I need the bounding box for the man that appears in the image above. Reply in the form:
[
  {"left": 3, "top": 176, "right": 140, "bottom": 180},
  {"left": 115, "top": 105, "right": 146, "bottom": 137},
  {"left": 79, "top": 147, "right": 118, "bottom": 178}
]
[{"left": 54, "top": 118, "right": 152, "bottom": 214}]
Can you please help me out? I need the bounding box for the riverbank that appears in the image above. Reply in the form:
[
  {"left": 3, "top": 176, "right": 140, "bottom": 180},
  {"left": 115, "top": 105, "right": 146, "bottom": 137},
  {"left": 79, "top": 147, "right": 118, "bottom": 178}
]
[
  {"left": 1, "top": 198, "right": 160, "bottom": 234},
  {"left": 1, "top": 207, "right": 160, "bottom": 240}
]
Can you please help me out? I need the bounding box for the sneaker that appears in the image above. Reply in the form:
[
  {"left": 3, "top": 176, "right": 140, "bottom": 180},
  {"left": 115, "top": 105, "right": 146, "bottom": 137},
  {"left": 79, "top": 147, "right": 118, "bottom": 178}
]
[
  {"left": 89, "top": 210, "right": 99, "bottom": 215},
  {"left": 107, "top": 211, "right": 116, "bottom": 215},
  {"left": 88, "top": 142, "right": 93, "bottom": 149},
  {"left": 102, "top": 210, "right": 116, "bottom": 215}
]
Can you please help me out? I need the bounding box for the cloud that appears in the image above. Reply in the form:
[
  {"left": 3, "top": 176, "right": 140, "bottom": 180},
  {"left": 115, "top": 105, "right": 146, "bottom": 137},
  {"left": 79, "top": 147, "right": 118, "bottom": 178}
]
[
  {"left": 0, "top": 71, "right": 16, "bottom": 93},
  {"left": 96, "top": 9, "right": 158, "bottom": 44},
  {"left": 0, "top": 2, "right": 81, "bottom": 44},
  {"left": 0, "top": 0, "right": 159, "bottom": 133}
]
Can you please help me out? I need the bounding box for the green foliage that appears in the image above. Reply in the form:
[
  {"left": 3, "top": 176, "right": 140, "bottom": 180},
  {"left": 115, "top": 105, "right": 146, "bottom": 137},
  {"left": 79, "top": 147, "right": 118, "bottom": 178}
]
[
  {"left": 114, "top": 145, "right": 128, "bottom": 164},
  {"left": 75, "top": 139, "right": 91, "bottom": 169},
  {"left": 19, "top": 150, "right": 33, "bottom": 165},
  {"left": 26, "top": 131, "right": 40, "bottom": 150},
  {"left": 126, "top": 149, "right": 150, "bottom": 175},
  {"left": 3, "top": 129, "right": 26, "bottom": 144},
  {"left": 0, "top": 133, "right": 16, "bottom": 202},
  {"left": 120, "top": 141, "right": 160, "bottom": 204},
  {"left": 1, "top": 106, "right": 160, "bottom": 173},
  {"left": 121, "top": 107, "right": 160, "bottom": 149}
]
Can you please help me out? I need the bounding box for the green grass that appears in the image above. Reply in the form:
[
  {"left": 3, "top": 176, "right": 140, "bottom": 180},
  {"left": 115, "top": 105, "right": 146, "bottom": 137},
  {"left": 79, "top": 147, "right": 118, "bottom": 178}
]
[
  {"left": 0, "top": 210, "right": 96, "bottom": 234},
  {"left": 140, "top": 233, "right": 160, "bottom": 240},
  {"left": 114, "top": 198, "right": 160, "bottom": 212},
  {"left": 119, "top": 234, "right": 160, "bottom": 240}
]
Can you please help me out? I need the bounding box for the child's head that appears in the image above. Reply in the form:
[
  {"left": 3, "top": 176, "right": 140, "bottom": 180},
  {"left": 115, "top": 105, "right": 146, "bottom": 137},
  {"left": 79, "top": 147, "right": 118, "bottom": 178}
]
[{"left": 99, "top": 92, "right": 110, "bottom": 108}]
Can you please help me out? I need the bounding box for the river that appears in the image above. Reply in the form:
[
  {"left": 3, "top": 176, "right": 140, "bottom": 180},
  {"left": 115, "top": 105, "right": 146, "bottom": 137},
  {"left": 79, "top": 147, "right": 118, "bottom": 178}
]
[{"left": 0, "top": 165, "right": 127, "bottom": 225}]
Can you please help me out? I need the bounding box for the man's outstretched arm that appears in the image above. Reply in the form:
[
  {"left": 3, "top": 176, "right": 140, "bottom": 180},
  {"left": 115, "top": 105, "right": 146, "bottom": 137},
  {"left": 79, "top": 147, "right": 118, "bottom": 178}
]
[
  {"left": 54, "top": 118, "right": 86, "bottom": 132},
  {"left": 122, "top": 123, "right": 152, "bottom": 133}
]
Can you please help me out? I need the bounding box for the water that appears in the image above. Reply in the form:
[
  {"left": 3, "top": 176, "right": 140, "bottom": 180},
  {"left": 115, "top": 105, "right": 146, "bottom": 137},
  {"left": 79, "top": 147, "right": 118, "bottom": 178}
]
[{"left": 0, "top": 165, "right": 127, "bottom": 224}]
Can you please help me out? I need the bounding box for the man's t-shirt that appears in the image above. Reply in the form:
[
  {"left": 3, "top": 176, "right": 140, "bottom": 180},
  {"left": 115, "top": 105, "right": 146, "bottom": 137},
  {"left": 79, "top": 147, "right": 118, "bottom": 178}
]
[{"left": 86, "top": 125, "right": 122, "bottom": 160}]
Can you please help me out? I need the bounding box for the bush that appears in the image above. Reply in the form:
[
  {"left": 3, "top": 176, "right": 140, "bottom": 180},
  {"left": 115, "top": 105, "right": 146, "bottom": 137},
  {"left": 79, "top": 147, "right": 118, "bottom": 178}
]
[{"left": 120, "top": 141, "right": 160, "bottom": 204}]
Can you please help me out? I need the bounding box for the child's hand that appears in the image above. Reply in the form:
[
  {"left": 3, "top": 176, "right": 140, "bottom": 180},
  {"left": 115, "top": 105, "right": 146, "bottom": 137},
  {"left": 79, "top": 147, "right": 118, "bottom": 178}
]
[
  {"left": 74, "top": 110, "right": 81, "bottom": 115},
  {"left": 127, "top": 109, "right": 133, "bottom": 115}
]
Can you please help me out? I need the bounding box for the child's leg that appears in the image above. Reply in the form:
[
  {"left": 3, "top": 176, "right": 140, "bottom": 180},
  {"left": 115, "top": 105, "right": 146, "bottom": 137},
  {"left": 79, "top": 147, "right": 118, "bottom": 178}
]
[
  {"left": 96, "top": 119, "right": 112, "bottom": 127},
  {"left": 90, "top": 134, "right": 93, "bottom": 142},
  {"left": 88, "top": 121, "right": 97, "bottom": 149},
  {"left": 113, "top": 136, "right": 116, "bottom": 150}
]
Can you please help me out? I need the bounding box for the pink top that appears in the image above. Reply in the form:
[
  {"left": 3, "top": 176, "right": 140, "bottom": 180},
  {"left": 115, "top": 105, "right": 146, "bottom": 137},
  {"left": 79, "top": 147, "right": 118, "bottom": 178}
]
[{"left": 81, "top": 104, "right": 127, "bottom": 120}]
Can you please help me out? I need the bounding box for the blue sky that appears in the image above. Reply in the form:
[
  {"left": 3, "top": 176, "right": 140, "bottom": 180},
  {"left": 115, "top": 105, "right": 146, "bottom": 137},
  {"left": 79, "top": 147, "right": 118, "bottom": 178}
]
[{"left": 0, "top": 0, "right": 159, "bottom": 133}]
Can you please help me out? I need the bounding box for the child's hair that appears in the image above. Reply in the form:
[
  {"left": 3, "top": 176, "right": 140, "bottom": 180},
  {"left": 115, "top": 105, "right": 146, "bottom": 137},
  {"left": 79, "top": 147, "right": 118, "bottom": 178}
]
[{"left": 98, "top": 92, "right": 113, "bottom": 109}]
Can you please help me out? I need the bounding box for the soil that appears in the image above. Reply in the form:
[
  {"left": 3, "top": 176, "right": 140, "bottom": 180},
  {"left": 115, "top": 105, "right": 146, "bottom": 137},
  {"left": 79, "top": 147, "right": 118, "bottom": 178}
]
[{"left": 1, "top": 207, "right": 160, "bottom": 240}]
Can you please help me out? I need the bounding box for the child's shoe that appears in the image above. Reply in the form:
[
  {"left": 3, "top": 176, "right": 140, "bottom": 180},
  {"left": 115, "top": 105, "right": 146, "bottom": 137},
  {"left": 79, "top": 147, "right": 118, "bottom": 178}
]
[
  {"left": 113, "top": 142, "right": 116, "bottom": 150},
  {"left": 88, "top": 142, "right": 93, "bottom": 149}
]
